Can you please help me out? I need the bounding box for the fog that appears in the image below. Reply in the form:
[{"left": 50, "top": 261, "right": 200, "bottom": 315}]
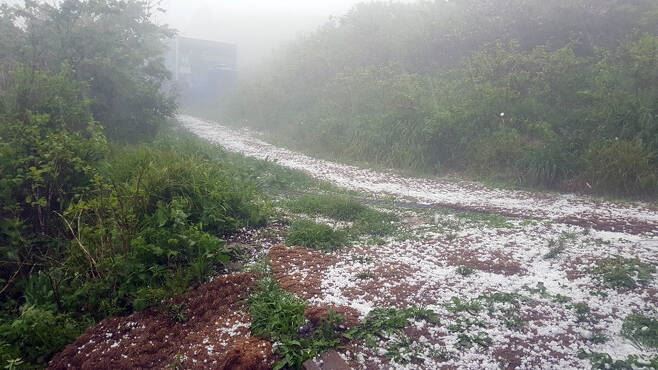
[
  {"left": 158, "top": 0, "right": 372, "bottom": 71},
  {"left": 0, "top": 0, "right": 411, "bottom": 71}
]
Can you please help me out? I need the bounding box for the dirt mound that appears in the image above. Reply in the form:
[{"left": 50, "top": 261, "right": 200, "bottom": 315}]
[
  {"left": 218, "top": 338, "right": 273, "bottom": 370},
  {"left": 305, "top": 305, "right": 360, "bottom": 331},
  {"left": 49, "top": 273, "right": 276, "bottom": 370},
  {"left": 269, "top": 245, "right": 338, "bottom": 300}
]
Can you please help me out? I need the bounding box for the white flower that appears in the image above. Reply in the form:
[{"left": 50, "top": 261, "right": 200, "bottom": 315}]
[{"left": 500, "top": 112, "right": 505, "bottom": 117}]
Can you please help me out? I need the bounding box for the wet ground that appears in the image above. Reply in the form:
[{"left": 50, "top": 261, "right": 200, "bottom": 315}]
[{"left": 51, "top": 116, "right": 658, "bottom": 369}]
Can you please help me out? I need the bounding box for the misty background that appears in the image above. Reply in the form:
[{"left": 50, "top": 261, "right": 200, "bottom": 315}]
[
  {"left": 158, "top": 0, "right": 383, "bottom": 72},
  {"left": 0, "top": 0, "right": 381, "bottom": 71}
]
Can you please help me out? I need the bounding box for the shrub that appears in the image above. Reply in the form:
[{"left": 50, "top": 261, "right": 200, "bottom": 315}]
[
  {"left": 518, "top": 141, "right": 579, "bottom": 187},
  {"left": 468, "top": 129, "right": 527, "bottom": 177},
  {"left": 586, "top": 140, "right": 657, "bottom": 195},
  {"left": 57, "top": 140, "right": 271, "bottom": 317},
  {"left": 0, "top": 306, "right": 85, "bottom": 364},
  {"left": 0, "top": 127, "right": 272, "bottom": 363}
]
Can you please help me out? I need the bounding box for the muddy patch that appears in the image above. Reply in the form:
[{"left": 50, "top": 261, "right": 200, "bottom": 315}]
[
  {"left": 269, "top": 245, "right": 338, "bottom": 300},
  {"left": 49, "top": 273, "right": 275, "bottom": 370}
]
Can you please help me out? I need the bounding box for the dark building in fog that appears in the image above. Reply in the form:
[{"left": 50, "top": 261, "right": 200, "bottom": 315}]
[{"left": 167, "top": 36, "right": 237, "bottom": 104}]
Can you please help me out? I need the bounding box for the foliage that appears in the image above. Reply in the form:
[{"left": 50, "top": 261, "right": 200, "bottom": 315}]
[
  {"left": 543, "top": 232, "right": 577, "bottom": 260},
  {"left": 592, "top": 257, "right": 656, "bottom": 289},
  {"left": 285, "top": 220, "right": 349, "bottom": 252},
  {"left": 0, "top": 306, "right": 86, "bottom": 365},
  {"left": 0, "top": 73, "right": 269, "bottom": 367},
  {"left": 456, "top": 266, "right": 475, "bottom": 277},
  {"left": 346, "top": 307, "right": 439, "bottom": 347},
  {"left": 285, "top": 194, "right": 396, "bottom": 236},
  {"left": 249, "top": 278, "right": 307, "bottom": 341},
  {"left": 579, "top": 350, "right": 658, "bottom": 370},
  {"left": 227, "top": 1, "right": 658, "bottom": 196},
  {"left": 0, "top": 1, "right": 239, "bottom": 367},
  {"left": 622, "top": 314, "right": 658, "bottom": 349},
  {"left": 586, "top": 140, "right": 657, "bottom": 195},
  {"left": 286, "top": 195, "right": 370, "bottom": 221},
  {"left": 345, "top": 307, "right": 441, "bottom": 364},
  {"left": 0, "top": 0, "right": 175, "bottom": 142},
  {"left": 249, "top": 278, "right": 343, "bottom": 370},
  {"left": 0, "top": 127, "right": 271, "bottom": 365}
]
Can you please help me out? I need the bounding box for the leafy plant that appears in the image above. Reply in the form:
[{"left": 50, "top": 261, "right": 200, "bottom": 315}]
[
  {"left": 346, "top": 307, "right": 439, "bottom": 354},
  {"left": 0, "top": 306, "right": 85, "bottom": 364},
  {"left": 249, "top": 278, "right": 343, "bottom": 369},
  {"left": 544, "top": 235, "right": 570, "bottom": 259},
  {"left": 480, "top": 292, "right": 528, "bottom": 330},
  {"left": 573, "top": 302, "right": 593, "bottom": 323},
  {"left": 579, "top": 350, "right": 658, "bottom": 370}
]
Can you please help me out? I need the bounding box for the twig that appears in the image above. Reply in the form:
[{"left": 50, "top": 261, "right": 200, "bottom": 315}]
[
  {"left": 0, "top": 265, "right": 22, "bottom": 296},
  {"left": 55, "top": 211, "right": 100, "bottom": 278}
]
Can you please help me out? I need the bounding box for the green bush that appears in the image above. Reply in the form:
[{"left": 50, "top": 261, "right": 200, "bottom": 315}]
[
  {"left": 226, "top": 2, "right": 658, "bottom": 197},
  {"left": 0, "top": 109, "right": 272, "bottom": 363},
  {"left": 469, "top": 128, "right": 527, "bottom": 177},
  {"left": 586, "top": 140, "right": 657, "bottom": 195},
  {"left": 54, "top": 140, "right": 271, "bottom": 317},
  {"left": 518, "top": 141, "right": 579, "bottom": 187},
  {"left": 0, "top": 306, "right": 85, "bottom": 365}
]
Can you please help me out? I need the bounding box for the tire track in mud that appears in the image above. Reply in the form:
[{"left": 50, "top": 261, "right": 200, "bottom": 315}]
[{"left": 178, "top": 115, "right": 658, "bottom": 237}]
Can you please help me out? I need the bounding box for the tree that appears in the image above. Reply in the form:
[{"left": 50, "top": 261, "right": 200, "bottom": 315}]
[{"left": 1, "top": 0, "right": 176, "bottom": 141}]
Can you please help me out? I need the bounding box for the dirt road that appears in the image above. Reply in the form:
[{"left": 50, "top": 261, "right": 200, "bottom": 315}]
[{"left": 178, "top": 115, "right": 658, "bottom": 237}]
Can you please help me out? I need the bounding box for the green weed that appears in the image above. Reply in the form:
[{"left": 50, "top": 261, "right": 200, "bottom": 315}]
[
  {"left": 163, "top": 303, "right": 189, "bottom": 323},
  {"left": 592, "top": 257, "right": 656, "bottom": 289},
  {"left": 448, "top": 318, "right": 491, "bottom": 349},
  {"left": 286, "top": 194, "right": 397, "bottom": 237},
  {"left": 573, "top": 302, "right": 593, "bottom": 323},
  {"left": 588, "top": 332, "right": 609, "bottom": 344},
  {"left": 544, "top": 232, "right": 577, "bottom": 260},
  {"left": 285, "top": 220, "right": 349, "bottom": 251},
  {"left": 621, "top": 314, "right": 658, "bottom": 349},
  {"left": 286, "top": 194, "right": 369, "bottom": 221},
  {"left": 346, "top": 307, "right": 439, "bottom": 361},
  {"left": 579, "top": 350, "right": 658, "bottom": 369},
  {"left": 355, "top": 271, "right": 375, "bottom": 280},
  {"left": 249, "top": 278, "right": 344, "bottom": 369},
  {"left": 446, "top": 297, "right": 482, "bottom": 315},
  {"left": 456, "top": 266, "right": 476, "bottom": 277},
  {"left": 481, "top": 292, "right": 528, "bottom": 330},
  {"left": 0, "top": 306, "right": 86, "bottom": 365}
]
